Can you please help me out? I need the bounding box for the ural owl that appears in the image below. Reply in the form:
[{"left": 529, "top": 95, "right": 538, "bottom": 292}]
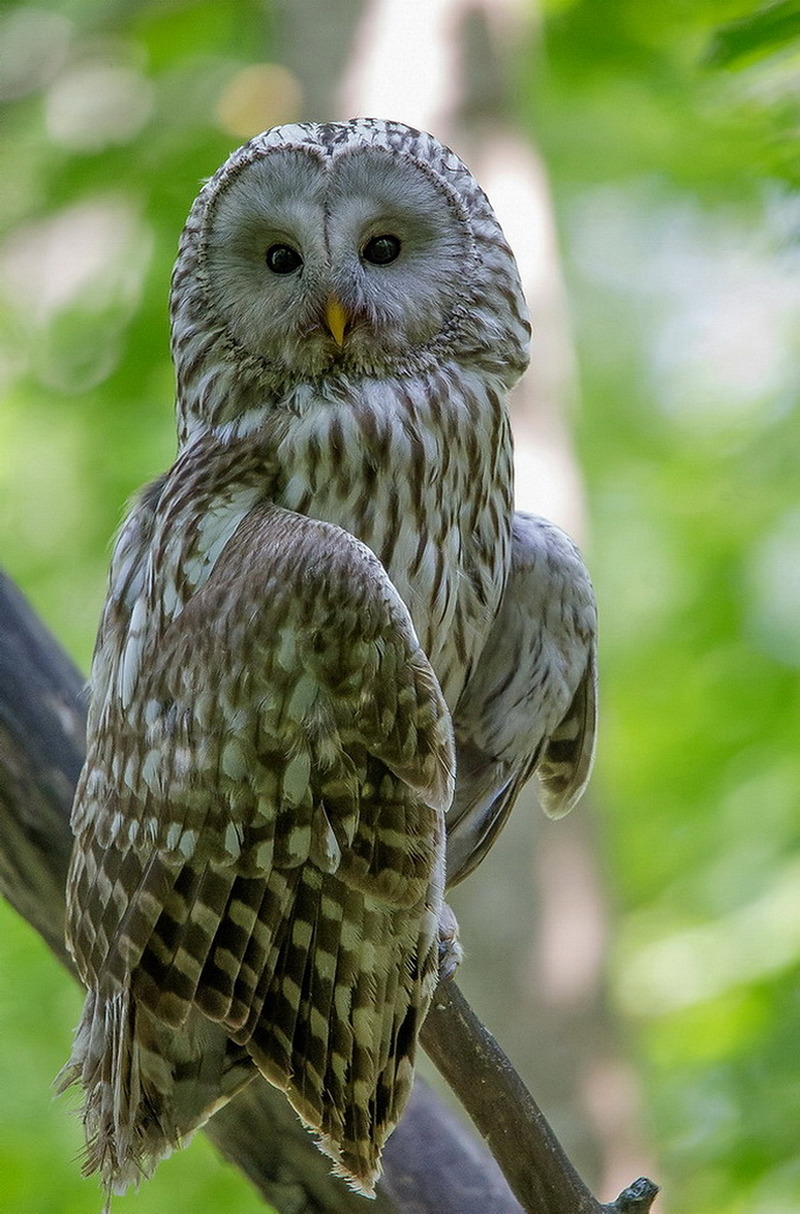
[{"left": 61, "top": 119, "right": 597, "bottom": 1200}]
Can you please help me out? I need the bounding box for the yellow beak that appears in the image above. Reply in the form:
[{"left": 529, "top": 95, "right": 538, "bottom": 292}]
[{"left": 325, "top": 296, "right": 348, "bottom": 346}]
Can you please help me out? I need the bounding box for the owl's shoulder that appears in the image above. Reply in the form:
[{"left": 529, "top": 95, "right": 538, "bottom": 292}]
[{"left": 94, "top": 433, "right": 280, "bottom": 676}]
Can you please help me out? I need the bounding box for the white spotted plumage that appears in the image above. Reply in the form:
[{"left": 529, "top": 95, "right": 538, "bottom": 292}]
[{"left": 61, "top": 119, "right": 596, "bottom": 1201}]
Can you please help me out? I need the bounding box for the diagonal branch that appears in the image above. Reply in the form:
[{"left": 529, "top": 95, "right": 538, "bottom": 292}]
[
  {"left": 421, "top": 981, "right": 658, "bottom": 1214},
  {"left": 0, "top": 570, "right": 658, "bottom": 1213}
]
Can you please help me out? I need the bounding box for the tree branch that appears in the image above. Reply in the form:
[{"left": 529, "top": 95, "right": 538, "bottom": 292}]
[
  {"left": 0, "top": 570, "right": 658, "bottom": 1213},
  {"left": 421, "top": 981, "right": 658, "bottom": 1214}
]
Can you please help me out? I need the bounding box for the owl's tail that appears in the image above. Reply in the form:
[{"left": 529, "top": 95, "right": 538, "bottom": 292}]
[{"left": 57, "top": 983, "right": 254, "bottom": 1202}]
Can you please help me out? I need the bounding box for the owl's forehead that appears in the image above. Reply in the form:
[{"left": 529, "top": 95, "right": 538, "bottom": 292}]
[
  {"left": 247, "top": 119, "right": 442, "bottom": 160},
  {"left": 201, "top": 129, "right": 474, "bottom": 234},
  {"left": 210, "top": 120, "right": 475, "bottom": 203}
]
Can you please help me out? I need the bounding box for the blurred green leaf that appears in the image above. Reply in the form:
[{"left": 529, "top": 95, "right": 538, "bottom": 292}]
[{"left": 705, "top": 1, "right": 800, "bottom": 67}]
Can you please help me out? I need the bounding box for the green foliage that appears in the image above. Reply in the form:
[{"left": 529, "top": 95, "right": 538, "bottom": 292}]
[
  {"left": 0, "top": 1, "right": 798, "bottom": 1212},
  {"left": 533, "top": 3, "right": 800, "bottom": 1211},
  {"left": 705, "top": 1, "right": 800, "bottom": 67}
]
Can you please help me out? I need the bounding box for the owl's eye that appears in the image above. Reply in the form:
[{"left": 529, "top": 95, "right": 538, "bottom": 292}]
[
  {"left": 265, "top": 244, "right": 303, "bottom": 274},
  {"left": 361, "top": 234, "right": 401, "bottom": 266}
]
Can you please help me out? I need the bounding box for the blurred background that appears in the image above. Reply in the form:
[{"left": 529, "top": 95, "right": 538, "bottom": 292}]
[{"left": 1, "top": 1, "right": 798, "bottom": 1212}]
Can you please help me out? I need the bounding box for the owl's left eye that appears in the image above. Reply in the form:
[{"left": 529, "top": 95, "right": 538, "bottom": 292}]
[
  {"left": 265, "top": 244, "right": 303, "bottom": 274},
  {"left": 361, "top": 234, "right": 401, "bottom": 266}
]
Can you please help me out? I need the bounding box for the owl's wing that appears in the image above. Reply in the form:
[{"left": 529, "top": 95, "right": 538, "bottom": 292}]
[
  {"left": 446, "top": 512, "right": 597, "bottom": 886},
  {"left": 66, "top": 502, "right": 454, "bottom": 1195}
]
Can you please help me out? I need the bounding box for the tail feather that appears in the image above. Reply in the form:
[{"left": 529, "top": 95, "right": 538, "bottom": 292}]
[{"left": 58, "top": 983, "right": 255, "bottom": 1200}]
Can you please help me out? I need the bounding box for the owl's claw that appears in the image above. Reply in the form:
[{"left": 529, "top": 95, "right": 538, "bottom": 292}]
[{"left": 437, "top": 901, "right": 463, "bottom": 983}]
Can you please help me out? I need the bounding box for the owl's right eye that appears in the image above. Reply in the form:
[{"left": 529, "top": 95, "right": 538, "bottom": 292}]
[{"left": 265, "top": 244, "right": 303, "bottom": 274}]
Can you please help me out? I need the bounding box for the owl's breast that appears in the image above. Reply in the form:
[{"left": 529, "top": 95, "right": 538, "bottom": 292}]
[{"left": 274, "top": 370, "right": 514, "bottom": 707}]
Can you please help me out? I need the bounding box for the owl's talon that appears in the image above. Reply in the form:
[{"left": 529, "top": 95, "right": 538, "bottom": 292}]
[{"left": 437, "top": 902, "right": 462, "bottom": 983}]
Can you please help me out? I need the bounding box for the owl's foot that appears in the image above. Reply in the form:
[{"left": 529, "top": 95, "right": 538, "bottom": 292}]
[{"left": 437, "top": 901, "right": 462, "bottom": 983}]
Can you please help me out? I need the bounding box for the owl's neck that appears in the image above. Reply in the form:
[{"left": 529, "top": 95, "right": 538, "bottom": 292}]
[{"left": 173, "top": 321, "right": 518, "bottom": 450}]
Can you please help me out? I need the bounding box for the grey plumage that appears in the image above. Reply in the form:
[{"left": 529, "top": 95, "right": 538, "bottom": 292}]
[
  {"left": 60, "top": 118, "right": 596, "bottom": 1201},
  {"left": 447, "top": 512, "right": 597, "bottom": 885}
]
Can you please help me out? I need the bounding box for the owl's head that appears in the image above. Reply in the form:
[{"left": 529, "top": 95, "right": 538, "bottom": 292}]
[{"left": 172, "top": 120, "right": 530, "bottom": 438}]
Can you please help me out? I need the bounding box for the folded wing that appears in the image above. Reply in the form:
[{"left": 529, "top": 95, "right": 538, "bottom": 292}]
[
  {"left": 65, "top": 501, "right": 455, "bottom": 1196},
  {"left": 446, "top": 512, "right": 597, "bottom": 886}
]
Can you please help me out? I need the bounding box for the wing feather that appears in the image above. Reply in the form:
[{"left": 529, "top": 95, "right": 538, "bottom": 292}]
[
  {"left": 66, "top": 500, "right": 454, "bottom": 1195},
  {"left": 446, "top": 512, "right": 597, "bottom": 885}
]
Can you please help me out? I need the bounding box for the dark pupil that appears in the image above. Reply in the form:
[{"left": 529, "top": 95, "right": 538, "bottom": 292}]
[
  {"left": 362, "top": 234, "right": 401, "bottom": 265},
  {"left": 266, "top": 243, "right": 302, "bottom": 274}
]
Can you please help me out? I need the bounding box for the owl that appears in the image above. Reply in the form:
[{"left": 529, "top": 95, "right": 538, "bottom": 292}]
[{"left": 60, "top": 119, "right": 597, "bottom": 1201}]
